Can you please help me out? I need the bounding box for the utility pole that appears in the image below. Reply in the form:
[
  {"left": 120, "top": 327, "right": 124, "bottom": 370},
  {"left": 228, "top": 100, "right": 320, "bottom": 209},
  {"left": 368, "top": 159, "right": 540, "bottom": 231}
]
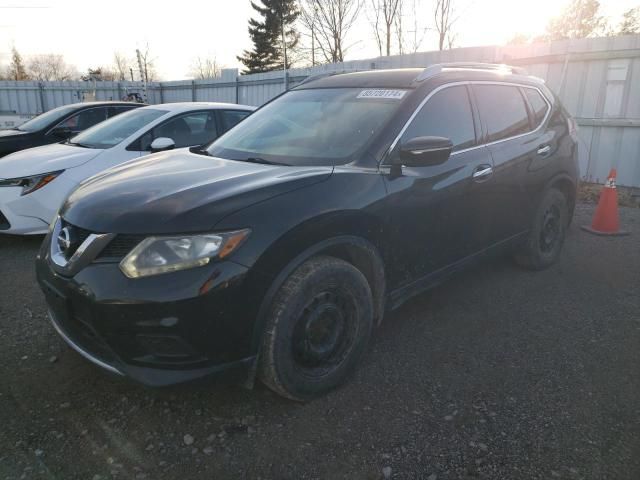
[
  {"left": 311, "top": 3, "right": 318, "bottom": 66},
  {"left": 135, "top": 49, "right": 148, "bottom": 103},
  {"left": 311, "top": 22, "right": 315, "bottom": 66},
  {"left": 281, "top": 9, "right": 288, "bottom": 90}
]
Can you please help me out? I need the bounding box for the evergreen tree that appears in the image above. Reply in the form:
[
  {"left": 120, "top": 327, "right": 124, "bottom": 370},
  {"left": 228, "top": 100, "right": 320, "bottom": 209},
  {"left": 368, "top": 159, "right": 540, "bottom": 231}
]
[
  {"left": 237, "top": 0, "right": 300, "bottom": 74},
  {"left": 8, "top": 46, "right": 29, "bottom": 81}
]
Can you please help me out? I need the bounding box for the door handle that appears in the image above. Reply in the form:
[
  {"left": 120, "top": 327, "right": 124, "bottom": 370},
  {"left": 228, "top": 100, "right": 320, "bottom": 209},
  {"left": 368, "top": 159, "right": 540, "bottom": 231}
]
[
  {"left": 537, "top": 145, "right": 551, "bottom": 156},
  {"left": 472, "top": 165, "right": 493, "bottom": 181}
]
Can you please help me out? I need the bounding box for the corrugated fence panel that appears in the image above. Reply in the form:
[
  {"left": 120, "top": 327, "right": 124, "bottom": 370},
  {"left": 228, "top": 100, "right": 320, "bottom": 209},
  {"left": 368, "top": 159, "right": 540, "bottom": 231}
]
[
  {"left": 158, "top": 80, "right": 192, "bottom": 103},
  {"left": 619, "top": 127, "right": 640, "bottom": 184},
  {"left": 1, "top": 35, "right": 639, "bottom": 185},
  {"left": 0, "top": 81, "right": 41, "bottom": 114}
]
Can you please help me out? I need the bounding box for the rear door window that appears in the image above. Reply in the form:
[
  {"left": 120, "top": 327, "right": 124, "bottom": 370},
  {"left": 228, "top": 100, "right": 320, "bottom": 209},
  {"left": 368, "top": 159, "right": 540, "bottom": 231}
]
[
  {"left": 57, "top": 107, "right": 108, "bottom": 132},
  {"left": 107, "top": 106, "right": 137, "bottom": 118},
  {"left": 401, "top": 85, "right": 476, "bottom": 152},
  {"left": 139, "top": 111, "right": 217, "bottom": 150},
  {"left": 473, "top": 85, "right": 531, "bottom": 142},
  {"left": 523, "top": 88, "right": 549, "bottom": 128}
]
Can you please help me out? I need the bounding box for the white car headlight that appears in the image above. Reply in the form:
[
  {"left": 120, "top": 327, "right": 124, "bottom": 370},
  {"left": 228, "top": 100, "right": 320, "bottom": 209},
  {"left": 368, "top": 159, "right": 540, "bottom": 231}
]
[
  {"left": 0, "top": 170, "right": 63, "bottom": 196},
  {"left": 119, "top": 229, "right": 250, "bottom": 279}
]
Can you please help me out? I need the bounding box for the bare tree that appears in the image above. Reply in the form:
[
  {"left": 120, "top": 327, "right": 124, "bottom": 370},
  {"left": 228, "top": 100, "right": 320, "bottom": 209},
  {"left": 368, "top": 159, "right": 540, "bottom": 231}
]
[
  {"left": 394, "top": 0, "right": 405, "bottom": 55},
  {"left": 82, "top": 67, "right": 118, "bottom": 82},
  {"left": 368, "top": 1, "right": 384, "bottom": 56},
  {"left": 304, "top": 0, "right": 362, "bottom": 64},
  {"left": 434, "top": 0, "right": 458, "bottom": 51},
  {"left": 27, "top": 54, "right": 77, "bottom": 81},
  {"left": 507, "top": 33, "right": 531, "bottom": 45},
  {"left": 137, "top": 43, "right": 158, "bottom": 82},
  {"left": 189, "top": 56, "right": 222, "bottom": 79},
  {"left": 543, "top": 0, "right": 607, "bottom": 41},
  {"left": 112, "top": 52, "right": 130, "bottom": 81},
  {"left": 369, "top": 0, "right": 402, "bottom": 56},
  {"left": 407, "top": 0, "right": 428, "bottom": 52},
  {"left": 617, "top": 6, "right": 640, "bottom": 35},
  {"left": 299, "top": 1, "right": 320, "bottom": 65}
]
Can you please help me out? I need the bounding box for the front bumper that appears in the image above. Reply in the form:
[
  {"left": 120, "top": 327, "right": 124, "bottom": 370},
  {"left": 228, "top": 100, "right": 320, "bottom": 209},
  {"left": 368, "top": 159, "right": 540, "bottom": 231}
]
[
  {"left": 0, "top": 181, "right": 72, "bottom": 235},
  {"left": 36, "top": 234, "right": 260, "bottom": 386}
]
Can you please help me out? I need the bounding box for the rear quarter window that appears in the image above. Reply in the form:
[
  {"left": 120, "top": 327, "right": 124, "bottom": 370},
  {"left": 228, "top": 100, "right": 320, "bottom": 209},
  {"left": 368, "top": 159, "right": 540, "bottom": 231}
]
[{"left": 523, "top": 88, "right": 550, "bottom": 128}]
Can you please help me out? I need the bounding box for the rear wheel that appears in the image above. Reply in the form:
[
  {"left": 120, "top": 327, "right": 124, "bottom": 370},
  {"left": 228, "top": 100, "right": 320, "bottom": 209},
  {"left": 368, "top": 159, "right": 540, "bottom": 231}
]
[
  {"left": 259, "top": 256, "right": 373, "bottom": 401},
  {"left": 515, "top": 188, "right": 568, "bottom": 270}
]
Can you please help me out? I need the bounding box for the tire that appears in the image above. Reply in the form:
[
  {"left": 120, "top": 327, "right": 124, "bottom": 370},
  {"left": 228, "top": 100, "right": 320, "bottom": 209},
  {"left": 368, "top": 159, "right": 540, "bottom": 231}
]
[
  {"left": 514, "top": 188, "right": 568, "bottom": 270},
  {"left": 258, "top": 256, "right": 374, "bottom": 401}
]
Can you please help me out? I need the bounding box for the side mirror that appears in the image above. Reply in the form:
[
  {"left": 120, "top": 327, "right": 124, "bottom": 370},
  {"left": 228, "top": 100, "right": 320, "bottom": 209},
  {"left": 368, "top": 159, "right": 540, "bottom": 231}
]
[
  {"left": 50, "top": 126, "right": 73, "bottom": 139},
  {"left": 397, "top": 136, "right": 453, "bottom": 167},
  {"left": 150, "top": 137, "right": 175, "bottom": 153}
]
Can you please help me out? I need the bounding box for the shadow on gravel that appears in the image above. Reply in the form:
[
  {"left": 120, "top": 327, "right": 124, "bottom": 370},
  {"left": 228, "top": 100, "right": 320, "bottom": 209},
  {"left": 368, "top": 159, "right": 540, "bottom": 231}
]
[{"left": 2, "top": 206, "right": 639, "bottom": 479}]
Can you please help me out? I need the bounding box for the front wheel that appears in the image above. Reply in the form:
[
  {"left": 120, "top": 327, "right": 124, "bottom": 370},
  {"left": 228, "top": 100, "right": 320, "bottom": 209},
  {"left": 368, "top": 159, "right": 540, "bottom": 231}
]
[
  {"left": 514, "top": 188, "right": 568, "bottom": 270},
  {"left": 258, "top": 256, "right": 374, "bottom": 401}
]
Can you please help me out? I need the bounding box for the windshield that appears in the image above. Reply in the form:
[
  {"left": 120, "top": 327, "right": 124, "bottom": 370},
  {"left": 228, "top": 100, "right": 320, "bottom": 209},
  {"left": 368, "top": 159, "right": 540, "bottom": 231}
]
[
  {"left": 16, "top": 105, "right": 79, "bottom": 132},
  {"left": 68, "top": 108, "right": 166, "bottom": 149},
  {"left": 206, "top": 88, "right": 405, "bottom": 166}
]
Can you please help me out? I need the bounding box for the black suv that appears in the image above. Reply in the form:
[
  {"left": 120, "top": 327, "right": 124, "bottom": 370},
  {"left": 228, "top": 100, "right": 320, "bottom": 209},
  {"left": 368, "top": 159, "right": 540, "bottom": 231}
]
[
  {"left": 36, "top": 64, "right": 578, "bottom": 400},
  {"left": 0, "top": 101, "right": 143, "bottom": 157}
]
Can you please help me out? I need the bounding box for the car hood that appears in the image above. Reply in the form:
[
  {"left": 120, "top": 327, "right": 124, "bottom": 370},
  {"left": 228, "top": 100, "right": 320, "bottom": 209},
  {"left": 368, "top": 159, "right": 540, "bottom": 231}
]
[
  {"left": 0, "top": 129, "right": 30, "bottom": 138},
  {"left": 0, "top": 143, "right": 101, "bottom": 179},
  {"left": 61, "top": 150, "right": 333, "bottom": 234}
]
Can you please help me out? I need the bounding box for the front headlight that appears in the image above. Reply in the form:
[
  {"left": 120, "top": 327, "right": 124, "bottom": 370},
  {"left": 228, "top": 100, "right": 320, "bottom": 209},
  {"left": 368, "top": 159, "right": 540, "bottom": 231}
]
[
  {"left": 119, "top": 229, "right": 250, "bottom": 279},
  {"left": 0, "top": 170, "right": 63, "bottom": 196}
]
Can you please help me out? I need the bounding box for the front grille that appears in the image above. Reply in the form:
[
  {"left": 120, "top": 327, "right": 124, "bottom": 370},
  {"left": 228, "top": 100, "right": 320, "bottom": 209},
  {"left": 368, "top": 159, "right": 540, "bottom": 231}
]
[
  {"left": 57, "top": 218, "right": 144, "bottom": 262},
  {"left": 0, "top": 210, "right": 9, "bottom": 230},
  {"left": 98, "top": 234, "right": 145, "bottom": 259},
  {"left": 59, "top": 219, "right": 93, "bottom": 260}
]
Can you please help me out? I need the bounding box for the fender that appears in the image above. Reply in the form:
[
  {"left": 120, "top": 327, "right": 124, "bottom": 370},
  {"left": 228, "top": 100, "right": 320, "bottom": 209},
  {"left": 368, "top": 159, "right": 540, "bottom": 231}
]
[{"left": 544, "top": 171, "right": 576, "bottom": 192}]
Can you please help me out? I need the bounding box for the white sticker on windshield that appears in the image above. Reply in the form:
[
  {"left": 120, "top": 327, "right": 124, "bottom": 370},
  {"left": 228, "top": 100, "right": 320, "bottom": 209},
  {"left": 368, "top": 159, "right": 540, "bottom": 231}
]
[{"left": 357, "top": 89, "right": 406, "bottom": 100}]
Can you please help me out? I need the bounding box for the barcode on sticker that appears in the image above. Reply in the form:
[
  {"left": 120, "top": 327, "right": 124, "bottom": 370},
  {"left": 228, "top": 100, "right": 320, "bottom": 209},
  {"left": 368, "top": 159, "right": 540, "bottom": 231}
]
[{"left": 357, "top": 89, "right": 406, "bottom": 100}]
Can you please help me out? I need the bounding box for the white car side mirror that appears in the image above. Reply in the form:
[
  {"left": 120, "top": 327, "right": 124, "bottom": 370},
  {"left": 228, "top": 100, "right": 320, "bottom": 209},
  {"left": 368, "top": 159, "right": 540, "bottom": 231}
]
[{"left": 150, "top": 137, "right": 175, "bottom": 153}]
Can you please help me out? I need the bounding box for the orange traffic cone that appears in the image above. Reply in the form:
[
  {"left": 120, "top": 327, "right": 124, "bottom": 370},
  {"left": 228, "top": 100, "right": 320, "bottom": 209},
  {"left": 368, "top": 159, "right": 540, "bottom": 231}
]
[{"left": 581, "top": 169, "right": 630, "bottom": 236}]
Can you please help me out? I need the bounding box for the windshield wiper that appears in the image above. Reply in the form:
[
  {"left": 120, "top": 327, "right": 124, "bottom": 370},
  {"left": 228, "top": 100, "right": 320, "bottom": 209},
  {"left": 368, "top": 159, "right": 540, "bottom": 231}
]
[
  {"left": 66, "top": 141, "right": 91, "bottom": 148},
  {"left": 189, "top": 146, "right": 211, "bottom": 156},
  {"left": 240, "top": 157, "right": 289, "bottom": 166}
]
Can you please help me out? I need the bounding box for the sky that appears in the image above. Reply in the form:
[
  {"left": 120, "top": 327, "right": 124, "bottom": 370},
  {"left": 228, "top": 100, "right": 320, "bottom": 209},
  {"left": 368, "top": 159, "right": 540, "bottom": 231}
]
[{"left": 0, "top": 0, "right": 637, "bottom": 80}]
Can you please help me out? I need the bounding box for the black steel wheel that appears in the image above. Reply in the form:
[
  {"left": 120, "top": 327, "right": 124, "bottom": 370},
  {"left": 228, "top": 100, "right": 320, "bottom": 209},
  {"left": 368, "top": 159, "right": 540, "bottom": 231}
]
[
  {"left": 540, "top": 204, "right": 562, "bottom": 254},
  {"left": 259, "top": 256, "right": 373, "bottom": 401},
  {"left": 515, "top": 188, "right": 568, "bottom": 270}
]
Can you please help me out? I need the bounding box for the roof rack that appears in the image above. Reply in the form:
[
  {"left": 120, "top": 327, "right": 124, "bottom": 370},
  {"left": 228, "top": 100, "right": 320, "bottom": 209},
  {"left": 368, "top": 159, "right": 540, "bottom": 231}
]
[
  {"left": 296, "top": 68, "right": 372, "bottom": 88},
  {"left": 295, "top": 72, "right": 339, "bottom": 87},
  {"left": 415, "top": 62, "right": 529, "bottom": 82}
]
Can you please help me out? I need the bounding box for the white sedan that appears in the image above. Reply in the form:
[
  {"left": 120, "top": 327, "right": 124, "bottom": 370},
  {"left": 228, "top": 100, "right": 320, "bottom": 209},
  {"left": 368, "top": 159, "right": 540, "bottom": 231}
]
[{"left": 0, "top": 102, "right": 254, "bottom": 234}]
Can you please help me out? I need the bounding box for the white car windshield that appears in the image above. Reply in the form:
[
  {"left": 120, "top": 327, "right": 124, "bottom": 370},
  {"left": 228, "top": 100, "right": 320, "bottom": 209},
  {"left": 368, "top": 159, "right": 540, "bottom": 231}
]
[
  {"left": 68, "top": 108, "right": 167, "bottom": 149},
  {"left": 15, "top": 105, "right": 79, "bottom": 132},
  {"left": 206, "top": 88, "right": 405, "bottom": 166}
]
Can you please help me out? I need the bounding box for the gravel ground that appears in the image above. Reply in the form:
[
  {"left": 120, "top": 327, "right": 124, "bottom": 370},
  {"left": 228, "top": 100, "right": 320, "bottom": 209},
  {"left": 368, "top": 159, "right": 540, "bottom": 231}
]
[{"left": 1, "top": 203, "right": 639, "bottom": 480}]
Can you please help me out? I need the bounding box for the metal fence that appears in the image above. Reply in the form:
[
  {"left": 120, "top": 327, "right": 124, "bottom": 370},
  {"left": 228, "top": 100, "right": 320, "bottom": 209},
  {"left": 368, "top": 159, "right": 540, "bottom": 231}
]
[{"left": 1, "top": 34, "right": 639, "bottom": 187}]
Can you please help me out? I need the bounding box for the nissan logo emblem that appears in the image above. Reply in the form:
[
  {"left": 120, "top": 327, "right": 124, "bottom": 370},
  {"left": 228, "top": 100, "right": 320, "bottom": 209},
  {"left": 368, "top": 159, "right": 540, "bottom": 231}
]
[{"left": 57, "top": 227, "right": 73, "bottom": 255}]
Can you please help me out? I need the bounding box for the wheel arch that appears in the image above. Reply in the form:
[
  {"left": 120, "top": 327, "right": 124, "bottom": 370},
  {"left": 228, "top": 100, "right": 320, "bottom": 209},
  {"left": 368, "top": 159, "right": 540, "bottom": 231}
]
[
  {"left": 547, "top": 173, "right": 577, "bottom": 224},
  {"left": 247, "top": 211, "right": 388, "bottom": 352}
]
